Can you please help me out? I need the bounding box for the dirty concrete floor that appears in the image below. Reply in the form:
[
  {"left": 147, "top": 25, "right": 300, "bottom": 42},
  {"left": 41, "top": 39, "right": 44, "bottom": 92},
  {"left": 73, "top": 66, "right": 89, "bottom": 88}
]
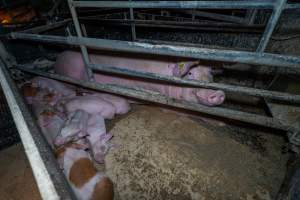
[{"left": 0, "top": 143, "right": 42, "bottom": 200}]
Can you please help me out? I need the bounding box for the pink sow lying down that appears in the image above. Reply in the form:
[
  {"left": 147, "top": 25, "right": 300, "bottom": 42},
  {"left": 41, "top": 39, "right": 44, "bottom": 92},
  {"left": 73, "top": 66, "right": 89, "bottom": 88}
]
[{"left": 54, "top": 51, "right": 225, "bottom": 106}]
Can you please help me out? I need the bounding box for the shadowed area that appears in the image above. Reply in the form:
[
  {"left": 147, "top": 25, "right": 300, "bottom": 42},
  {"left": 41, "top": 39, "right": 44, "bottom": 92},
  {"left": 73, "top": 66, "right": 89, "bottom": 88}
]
[{"left": 0, "top": 144, "right": 41, "bottom": 200}]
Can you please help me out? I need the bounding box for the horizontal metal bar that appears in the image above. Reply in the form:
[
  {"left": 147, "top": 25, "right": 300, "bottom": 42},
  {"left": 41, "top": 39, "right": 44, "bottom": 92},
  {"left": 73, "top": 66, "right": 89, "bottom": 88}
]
[
  {"left": 22, "top": 19, "right": 72, "bottom": 34},
  {"left": 135, "top": 38, "right": 248, "bottom": 52},
  {"left": 88, "top": 63, "right": 300, "bottom": 103},
  {"left": 80, "top": 18, "right": 264, "bottom": 33},
  {"left": 9, "top": 33, "right": 300, "bottom": 70},
  {"left": 285, "top": 4, "right": 300, "bottom": 9},
  {"left": 71, "top": 1, "right": 276, "bottom": 9},
  {"left": 0, "top": 62, "right": 74, "bottom": 199},
  {"left": 176, "top": 10, "right": 245, "bottom": 24},
  {"left": 80, "top": 17, "right": 265, "bottom": 28},
  {"left": 16, "top": 65, "right": 290, "bottom": 131}
]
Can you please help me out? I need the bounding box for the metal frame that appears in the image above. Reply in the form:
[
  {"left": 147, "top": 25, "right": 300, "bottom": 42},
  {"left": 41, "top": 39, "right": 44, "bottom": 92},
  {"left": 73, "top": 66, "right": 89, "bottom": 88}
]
[
  {"left": 5, "top": 1, "right": 300, "bottom": 141},
  {"left": 70, "top": 1, "right": 276, "bottom": 9},
  {"left": 10, "top": 32, "right": 300, "bottom": 68},
  {"left": 0, "top": 56, "right": 75, "bottom": 199},
  {"left": 79, "top": 18, "right": 265, "bottom": 33},
  {"left": 69, "top": 0, "right": 293, "bottom": 52},
  {"left": 15, "top": 65, "right": 291, "bottom": 132},
  {"left": 3, "top": 2, "right": 300, "bottom": 197},
  {"left": 7, "top": 30, "right": 300, "bottom": 135}
]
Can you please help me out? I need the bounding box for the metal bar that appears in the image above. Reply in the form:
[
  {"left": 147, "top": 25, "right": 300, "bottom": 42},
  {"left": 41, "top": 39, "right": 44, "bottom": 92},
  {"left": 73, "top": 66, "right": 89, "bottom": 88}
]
[
  {"left": 68, "top": 0, "right": 94, "bottom": 80},
  {"left": 80, "top": 17, "right": 265, "bottom": 28},
  {"left": 0, "top": 62, "right": 74, "bottom": 200},
  {"left": 81, "top": 23, "right": 88, "bottom": 37},
  {"left": 16, "top": 66, "right": 290, "bottom": 131},
  {"left": 71, "top": 1, "right": 276, "bottom": 9},
  {"left": 87, "top": 63, "right": 300, "bottom": 103},
  {"left": 10, "top": 33, "right": 300, "bottom": 70},
  {"left": 256, "top": 0, "right": 287, "bottom": 52},
  {"left": 80, "top": 18, "right": 263, "bottom": 33},
  {"left": 177, "top": 10, "right": 245, "bottom": 24},
  {"left": 129, "top": 3, "right": 137, "bottom": 41},
  {"left": 244, "top": 9, "right": 257, "bottom": 25},
  {"left": 135, "top": 38, "right": 248, "bottom": 52},
  {"left": 21, "top": 19, "right": 72, "bottom": 34},
  {"left": 48, "top": 0, "right": 64, "bottom": 17},
  {"left": 285, "top": 4, "right": 300, "bottom": 9}
]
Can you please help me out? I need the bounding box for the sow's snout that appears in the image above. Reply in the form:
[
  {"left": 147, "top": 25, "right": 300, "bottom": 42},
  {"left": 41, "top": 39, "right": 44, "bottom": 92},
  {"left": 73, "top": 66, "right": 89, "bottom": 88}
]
[{"left": 196, "top": 89, "right": 225, "bottom": 106}]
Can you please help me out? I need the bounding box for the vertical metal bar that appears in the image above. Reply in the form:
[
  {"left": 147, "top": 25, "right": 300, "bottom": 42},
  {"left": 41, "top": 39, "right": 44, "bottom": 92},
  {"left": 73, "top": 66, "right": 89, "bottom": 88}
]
[
  {"left": 81, "top": 23, "right": 88, "bottom": 37},
  {"left": 245, "top": 9, "right": 257, "bottom": 25},
  {"left": 68, "top": 0, "right": 94, "bottom": 80},
  {"left": 129, "top": 0, "right": 137, "bottom": 41},
  {"left": 256, "top": 0, "right": 287, "bottom": 52},
  {"left": 0, "top": 42, "right": 74, "bottom": 200},
  {"left": 191, "top": 9, "right": 196, "bottom": 21}
]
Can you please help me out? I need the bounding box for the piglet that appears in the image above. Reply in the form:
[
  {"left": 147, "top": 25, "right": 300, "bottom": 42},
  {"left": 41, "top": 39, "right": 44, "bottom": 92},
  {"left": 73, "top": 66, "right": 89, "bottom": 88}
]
[
  {"left": 22, "top": 83, "right": 66, "bottom": 148},
  {"left": 64, "top": 95, "right": 116, "bottom": 119},
  {"left": 92, "top": 93, "right": 130, "bottom": 115},
  {"left": 22, "top": 82, "right": 62, "bottom": 107},
  {"left": 31, "top": 76, "right": 76, "bottom": 98},
  {"left": 38, "top": 109, "right": 66, "bottom": 149},
  {"left": 55, "top": 110, "right": 89, "bottom": 147},
  {"left": 86, "top": 113, "right": 113, "bottom": 163},
  {"left": 56, "top": 143, "right": 114, "bottom": 200},
  {"left": 74, "top": 89, "right": 130, "bottom": 115}
]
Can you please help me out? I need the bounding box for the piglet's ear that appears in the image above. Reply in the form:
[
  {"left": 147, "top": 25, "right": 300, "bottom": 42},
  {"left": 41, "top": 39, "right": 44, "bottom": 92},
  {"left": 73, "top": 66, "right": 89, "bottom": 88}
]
[
  {"left": 172, "top": 61, "right": 199, "bottom": 77},
  {"left": 100, "top": 133, "right": 113, "bottom": 143}
]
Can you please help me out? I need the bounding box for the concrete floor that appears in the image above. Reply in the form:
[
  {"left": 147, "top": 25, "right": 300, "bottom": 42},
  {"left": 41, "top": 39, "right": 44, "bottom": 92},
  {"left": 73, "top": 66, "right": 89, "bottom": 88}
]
[{"left": 0, "top": 143, "right": 41, "bottom": 200}]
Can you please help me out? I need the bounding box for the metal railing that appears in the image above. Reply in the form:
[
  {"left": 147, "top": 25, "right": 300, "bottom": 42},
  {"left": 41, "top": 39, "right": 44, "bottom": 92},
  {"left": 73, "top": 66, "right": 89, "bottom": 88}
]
[{"left": 6, "top": 1, "right": 300, "bottom": 144}]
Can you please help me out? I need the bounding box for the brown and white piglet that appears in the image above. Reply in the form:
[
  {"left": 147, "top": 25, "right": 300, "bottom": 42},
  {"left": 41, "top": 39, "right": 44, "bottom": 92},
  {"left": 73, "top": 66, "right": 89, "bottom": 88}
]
[{"left": 56, "top": 143, "right": 114, "bottom": 200}]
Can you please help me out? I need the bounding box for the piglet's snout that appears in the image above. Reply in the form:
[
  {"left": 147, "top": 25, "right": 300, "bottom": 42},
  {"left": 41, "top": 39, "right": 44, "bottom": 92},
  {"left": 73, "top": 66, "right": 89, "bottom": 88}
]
[{"left": 196, "top": 89, "right": 225, "bottom": 106}]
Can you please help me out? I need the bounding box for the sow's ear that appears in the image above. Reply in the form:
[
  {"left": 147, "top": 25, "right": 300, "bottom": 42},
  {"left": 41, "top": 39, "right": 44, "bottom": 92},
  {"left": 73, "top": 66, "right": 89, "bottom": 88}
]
[{"left": 171, "top": 61, "right": 200, "bottom": 77}]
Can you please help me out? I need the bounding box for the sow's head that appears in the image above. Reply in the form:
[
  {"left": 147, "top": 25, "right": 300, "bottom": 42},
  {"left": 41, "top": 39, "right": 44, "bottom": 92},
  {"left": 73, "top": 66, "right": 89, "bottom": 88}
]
[{"left": 171, "top": 61, "right": 225, "bottom": 106}]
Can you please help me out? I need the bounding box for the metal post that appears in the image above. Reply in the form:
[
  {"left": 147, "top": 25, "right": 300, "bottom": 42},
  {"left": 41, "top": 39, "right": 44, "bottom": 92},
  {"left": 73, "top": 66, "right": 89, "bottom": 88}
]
[
  {"left": 191, "top": 9, "right": 195, "bottom": 21},
  {"left": 256, "top": 0, "right": 287, "bottom": 52},
  {"left": 81, "top": 23, "right": 88, "bottom": 37},
  {"left": 129, "top": 0, "right": 137, "bottom": 41},
  {"left": 68, "top": 0, "right": 94, "bottom": 80}
]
